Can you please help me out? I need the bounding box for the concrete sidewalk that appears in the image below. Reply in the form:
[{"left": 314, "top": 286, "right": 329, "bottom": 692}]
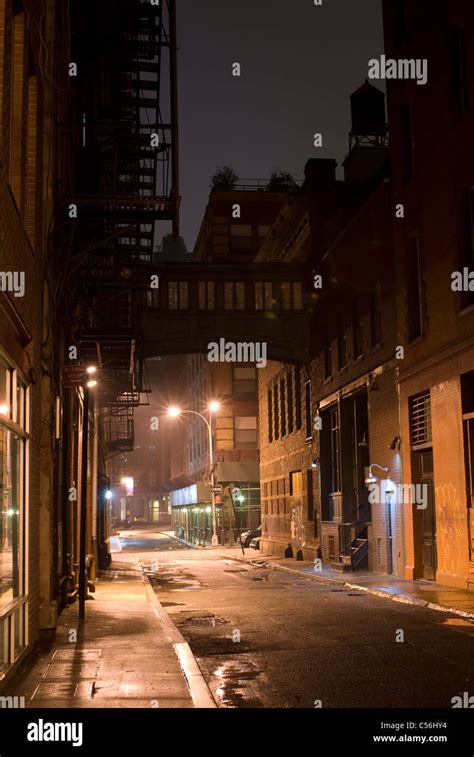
[
  {"left": 253, "top": 556, "right": 474, "bottom": 620},
  {"left": 10, "top": 562, "right": 214, "bottom": 708}
]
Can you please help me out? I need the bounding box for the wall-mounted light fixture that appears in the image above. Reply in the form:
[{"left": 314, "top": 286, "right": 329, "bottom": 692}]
[
  {"left": 358, "top": 432, "right": 369, "bottom": 448},
  {"left": 388, "top": 436, "right": 401, "bottom": 450},
  {"left": 365, "top": 463, "right": 389, "bottom": 486},
  {"left": 311, "top": 457, "right": 320, "bottom": 469}
]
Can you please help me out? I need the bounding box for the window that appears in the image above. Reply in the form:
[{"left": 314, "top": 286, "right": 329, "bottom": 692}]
[
  {"left": 233, "top": 366, "right": 256, "bottom": 394},
  {"left": 235, "top": 416, "right": 257, "bottom": 447},
  {"left": 255, "top": 282, "right": 273, "bottom": 310},
  {"left": 406, "top": 239, "right": 423, "bottom": 341},
  {"left": 280, "top": 379, "right": 286, "bottom": 437},
  {"left": 168, "top": 282, "right": 188, "bottom": 310},
  {"left": 290, "top": 470, "right": 302, "bottom": 496},
  {"left": 230, "top": 224, "right": 252, "bottom": 252},
  {"left": 9, "top": 8, "right": 25, "bottom": 206},
  {"left": 273, "top": 383, "right": 279, "bottom": 440},
  {"left": 281, "top": 282, "right": 303, "bottom": 310},
  {"left": 281, "top": 283, "right": 291, "bottom": 309},
  {"left": 324, "top": 341, "right": 332, "bottom": 380},
  {"left": 25, "top": 61, "right": 38, "bottom": 247},
  {"left": 267, "top": 389, "right": 273, "bottom": 443},
  {"left": 0, "top": 359, "right": 29, "bottom": 671},
  {"left": 287, "top": 372, "right": 294, "bottom": 434},
  {"left": 295, "top": 367, "right": 302, "bottom": 429},
  {"left": 198, "top": 282, "right": 215, "bottom": 309},
  {"left": 0, "top": 2, "right": 5, "bottom": 146},
  {"left": 337, "top": 315, "right": 347, "bottom": 370},
  {"left": 451, "top": 25, "right": 470, "bottom": 119},
  {"left": 401, "top": 102, "right": 414, "bottom": 183},
  {"left": 394, "top": 0, "right": 407, "bottom": 47},
  {"left": 460, "top": 188, "right": 474, "bottom": 309},
  {"left": 370, "top": 283, "right": 382, "bottom": 347},
  {"left": 409, "top": 391, "right": 432, "bottom": 447},
  {"left": 305, "top": 380, "right": 312, "bottom": 440},
  {"left": 352, "top": 296, "right": 363, "bottom": 359},
  {"left": 146, "top": 289, "right": 160, "bottom": 308},
  {"left": 225, "top": 282, "right": 245, "bottom": 310},
  {"left": 306, "top": 470, "right": 314, "bottom": 522},
  {"left": 330, "top": 406, "right": 341, "bottom": 492},
  {"left": 293, "top": 282, "right": 303, "bottom": 309}
]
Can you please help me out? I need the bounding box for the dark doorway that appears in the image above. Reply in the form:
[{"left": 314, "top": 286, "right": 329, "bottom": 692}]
[{"left": 414, "top": 450, "right": 436, "bottom": 580}]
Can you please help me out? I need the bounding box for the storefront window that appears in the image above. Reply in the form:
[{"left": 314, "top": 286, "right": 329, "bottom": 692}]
[
  {"left": 0, "top": 428, "right": 21, "bottom": 608},
  {"left": 0, "top": 359, "right": 28, "bottom": 671}
]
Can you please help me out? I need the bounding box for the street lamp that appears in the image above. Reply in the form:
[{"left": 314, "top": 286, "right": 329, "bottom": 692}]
[
  {"left": 167, "top": 402, "right": 221, "bottom": 546},
  {"left": 79, "top": 368, "right": 97, "bottom": 622}
]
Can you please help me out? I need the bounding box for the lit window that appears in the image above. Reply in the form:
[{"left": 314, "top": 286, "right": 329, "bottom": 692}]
[
  {"left": 290, "top": 471, "right": 302, "bottom": 496},
  {"left": 0, "top": 359, "right": 29, "bottom": 670}
]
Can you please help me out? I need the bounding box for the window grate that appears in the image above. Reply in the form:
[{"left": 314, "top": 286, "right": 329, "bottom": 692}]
[{"left": 409, "top": 392, "right": 432, "bottom": 446}]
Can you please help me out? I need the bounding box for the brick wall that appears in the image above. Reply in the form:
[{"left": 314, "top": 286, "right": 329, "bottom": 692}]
[
  {"left": 258, "top": 361, "right": 318, "bottom": 559},
  {"left": 0, "top": 0, "right": 66, "bottom": 686}
]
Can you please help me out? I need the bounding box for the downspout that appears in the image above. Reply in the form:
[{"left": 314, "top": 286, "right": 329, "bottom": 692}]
[{"left": 91, "top": 404, "right": 99, "bottom": 578}]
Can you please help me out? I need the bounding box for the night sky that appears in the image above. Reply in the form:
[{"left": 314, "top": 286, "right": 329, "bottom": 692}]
[{"left": 176, "top": 0, "right": 385, "bottom": 250}]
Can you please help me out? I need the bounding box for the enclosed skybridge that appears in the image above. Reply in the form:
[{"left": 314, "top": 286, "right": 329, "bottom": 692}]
[{"left": 79, "top": 262, "right": 313, "bottom": 364}]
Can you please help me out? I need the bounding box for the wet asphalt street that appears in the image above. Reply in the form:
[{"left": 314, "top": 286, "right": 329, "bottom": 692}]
[{"left": 120, "top": 529, "right": 474, "bottom": 709}]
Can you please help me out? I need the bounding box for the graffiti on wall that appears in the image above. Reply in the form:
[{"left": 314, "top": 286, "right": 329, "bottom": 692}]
[
  {"left": 290, "top": 503, "right": 306, "bottom": 554},
  {"left": 435, "top": 483, "right": 467, "bottom": 576}
]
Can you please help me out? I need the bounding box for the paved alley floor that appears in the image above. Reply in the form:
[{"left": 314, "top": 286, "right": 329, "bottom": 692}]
[
  {"left": 11, "top": 562, "right": 198, "bottom": 708},
  {"left": 112, "top": 529, "right": 474, "bottom": 709}
]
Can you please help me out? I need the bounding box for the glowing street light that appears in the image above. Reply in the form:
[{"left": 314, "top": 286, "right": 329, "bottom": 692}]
[
  {"left": 0, "top": 405, "right": 9, "bottom": 416},
  {"left": 167, "top": 402, "right": 221, "bottom": 545},
  {"left": 86, "top": 366, "right": 97, "bottom": 375},
  {"left": 105, "top": 490, "right": 113, "bottom": 501},
  {"left": 86, "top": 380, "right": 97, "bottom": 388}
]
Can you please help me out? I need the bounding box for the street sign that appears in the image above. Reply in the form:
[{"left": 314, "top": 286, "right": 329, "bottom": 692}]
[
  {"left": 62, "top": 366, "right": 87, "bottom": 388},
  {"left": 212, "top": 485, "right": 223, "bottom": 494}
]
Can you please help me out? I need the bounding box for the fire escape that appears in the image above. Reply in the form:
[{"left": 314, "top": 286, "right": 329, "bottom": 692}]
[{"left": 65, "top": 0, "right": 179, "bottom": 454}]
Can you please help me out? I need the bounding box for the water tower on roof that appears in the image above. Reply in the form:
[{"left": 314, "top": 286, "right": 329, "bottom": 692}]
[{"left": 349, "top": 80, "right": 388, "bottom": 151}]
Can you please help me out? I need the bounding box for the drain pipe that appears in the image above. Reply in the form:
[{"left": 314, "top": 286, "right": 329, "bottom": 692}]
[{"left": 91, "top": 404, "right": 99, "bottom": 579}]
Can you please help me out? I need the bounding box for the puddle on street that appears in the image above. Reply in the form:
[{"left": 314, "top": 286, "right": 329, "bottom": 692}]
[
  {"left": 210, "top": 659, "right": 264, "bottom": 708},
  {"left": 181, "top": 616, "right": 228, "bottom": 627},
  {"left": 150, "top": 569, "right": 202, "bottom": 592}
]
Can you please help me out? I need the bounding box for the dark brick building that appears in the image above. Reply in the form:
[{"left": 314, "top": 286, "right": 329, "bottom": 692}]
[
  {"left": 0, "top": 0, "right": 70, "bottom": 689},
  {"left": 383, "top": 0, "right": 474, "bottom": 588}
]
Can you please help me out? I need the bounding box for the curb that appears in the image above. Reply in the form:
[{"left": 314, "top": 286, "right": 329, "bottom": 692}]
[
  {"left": 140, "top": 565, "right": 217, "bottom": 708},
  {"left": 237, "top": 557, "right": 474, "bottom": 621}
]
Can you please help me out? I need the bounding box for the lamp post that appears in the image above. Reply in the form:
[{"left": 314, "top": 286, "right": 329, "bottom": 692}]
[
  {"left": 168, "top": 402, "right": 220, "bottom": 546},
  {"left": 79, "top": 367, "right": 97, "bottom": 622}
]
